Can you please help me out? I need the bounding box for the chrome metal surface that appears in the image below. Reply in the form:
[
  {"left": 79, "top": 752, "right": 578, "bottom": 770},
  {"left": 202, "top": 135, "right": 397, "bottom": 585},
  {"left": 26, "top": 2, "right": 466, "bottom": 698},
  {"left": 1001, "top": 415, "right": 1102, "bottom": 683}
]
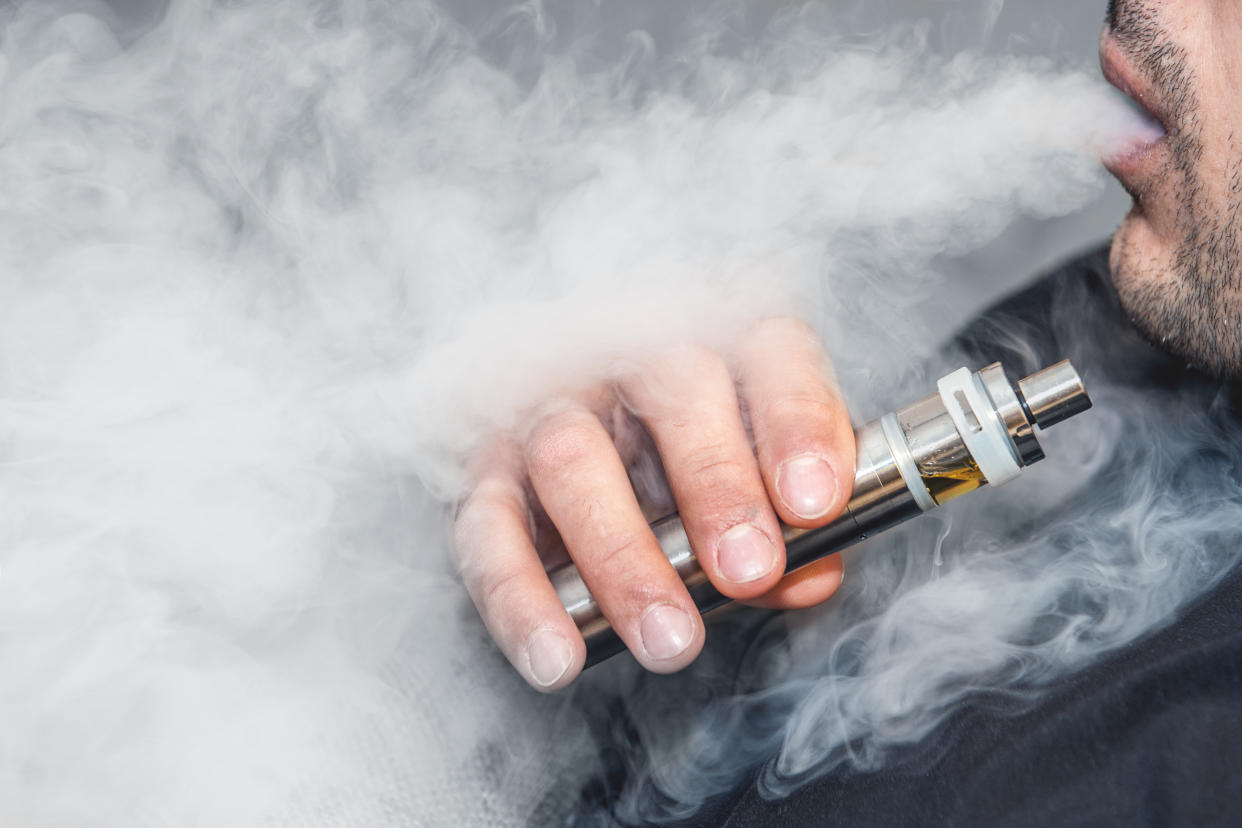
[
  {"left": 1017, "top": 360, "right": 1092, "bottom": 429},
  {"left": 550, "top": 359, "right": 1091, "bottom": 668},
  {"left": 978, "top": 363, "right": 1044, "bottom": 466},
  {"left": 882, "top": 413, "right": 937, "bottom": 512},
  {"left": 552, "top": 512, "right": 708, "bottom": 646},
  {"left": 841, "top": 419, "right": 922, "bottom": 536},
  {"left": 558, "top": 421, "right": 915, "bottom": 666},
  {"left": 897, "top": 391, "right": 971, "bottom": 503}
]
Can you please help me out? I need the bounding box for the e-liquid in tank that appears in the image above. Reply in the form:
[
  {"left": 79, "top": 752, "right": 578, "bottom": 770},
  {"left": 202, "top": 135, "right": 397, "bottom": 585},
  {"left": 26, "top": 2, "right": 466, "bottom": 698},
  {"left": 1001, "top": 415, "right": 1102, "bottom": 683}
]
[{"left": 548, "top": 360, "right": 1093, "bottom": 668}]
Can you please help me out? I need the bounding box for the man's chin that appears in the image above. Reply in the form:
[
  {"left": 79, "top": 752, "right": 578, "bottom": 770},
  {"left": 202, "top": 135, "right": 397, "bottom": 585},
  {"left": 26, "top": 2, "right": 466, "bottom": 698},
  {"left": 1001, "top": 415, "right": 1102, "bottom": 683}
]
[
  {"left": 1109, "top": 197, "right": 1161, "bottom": 270},
  {"left": 1109, "top": 205, "right": 1155, "bottom": 299},
  {"left": 1109, "top": 235, "right": 1242, "bottom": 381},
  {"left": 1108, "top": 220, "right": 1191, "bottom": 366}
]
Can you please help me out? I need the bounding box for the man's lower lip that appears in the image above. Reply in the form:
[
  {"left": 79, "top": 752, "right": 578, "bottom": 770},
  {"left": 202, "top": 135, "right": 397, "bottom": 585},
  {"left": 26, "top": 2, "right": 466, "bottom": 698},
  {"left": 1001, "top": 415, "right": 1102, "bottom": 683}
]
[{"left": 1103, "top": 133, "right": 1167, "bottom": 185}]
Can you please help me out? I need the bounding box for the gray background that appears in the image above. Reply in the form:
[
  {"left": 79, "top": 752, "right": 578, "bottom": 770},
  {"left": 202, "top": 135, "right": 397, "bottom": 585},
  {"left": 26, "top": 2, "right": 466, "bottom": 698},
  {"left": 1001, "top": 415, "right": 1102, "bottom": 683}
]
[{"left": 91, "top": 0, "right": 1125, "bottom": 311}]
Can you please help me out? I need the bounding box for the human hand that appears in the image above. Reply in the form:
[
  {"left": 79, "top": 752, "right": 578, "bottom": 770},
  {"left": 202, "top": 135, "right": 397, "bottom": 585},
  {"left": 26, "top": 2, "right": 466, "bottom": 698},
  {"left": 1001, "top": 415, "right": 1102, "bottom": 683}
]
[{"left": 453, "top": 317, "right": 855, "bottom": 690}]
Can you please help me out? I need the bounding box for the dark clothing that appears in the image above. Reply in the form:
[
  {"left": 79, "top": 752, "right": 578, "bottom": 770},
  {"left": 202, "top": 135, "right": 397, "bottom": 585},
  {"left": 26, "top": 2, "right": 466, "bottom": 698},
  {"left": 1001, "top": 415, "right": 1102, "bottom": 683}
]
[
  {"left": 686, "top": 248, "right": 1242, "bottom": 828},
  {"left": 578, "top": 247, "right": 1242, "bottom": 827},
  {"left": 709, "top": 563, "right": 1242, "bottom": 828}
]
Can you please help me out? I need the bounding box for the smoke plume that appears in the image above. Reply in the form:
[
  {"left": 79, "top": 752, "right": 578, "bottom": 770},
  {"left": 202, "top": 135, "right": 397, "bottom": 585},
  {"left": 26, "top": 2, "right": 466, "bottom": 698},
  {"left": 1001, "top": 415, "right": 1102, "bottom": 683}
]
[{"left": 0, "top": 1, "right": 1217, "bottom": 825}]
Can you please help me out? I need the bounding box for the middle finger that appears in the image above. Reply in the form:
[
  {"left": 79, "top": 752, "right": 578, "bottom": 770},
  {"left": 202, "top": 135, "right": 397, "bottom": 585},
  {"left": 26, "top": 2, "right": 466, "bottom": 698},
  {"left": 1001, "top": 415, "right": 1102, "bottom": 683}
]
[
  {"left": 620, "top": 346, "right": 786, "bottom": 600},
  {"left": 524, "top": 404, "right": 705, "bottom": 672}
]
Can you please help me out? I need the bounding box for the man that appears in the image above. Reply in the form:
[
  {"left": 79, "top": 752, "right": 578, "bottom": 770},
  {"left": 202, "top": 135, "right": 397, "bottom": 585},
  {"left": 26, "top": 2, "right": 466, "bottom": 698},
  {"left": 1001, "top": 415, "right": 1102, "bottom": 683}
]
[
  {"left": 678, "top": 5, "right": 1242, "bottom": 823},
  {"left": 1101, "top": 0, "right": 1242, "bottom": 377},
  {"left": 453, "top": 315, "right": 855, "bottom": 689},
  {"left": 458, "top": 0, "right": 1242, "bottom": 821}
]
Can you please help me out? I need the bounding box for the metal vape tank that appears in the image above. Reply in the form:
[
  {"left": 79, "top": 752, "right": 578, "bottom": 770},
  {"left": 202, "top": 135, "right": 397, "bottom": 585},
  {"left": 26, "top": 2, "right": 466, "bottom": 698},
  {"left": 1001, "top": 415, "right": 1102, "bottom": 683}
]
[{"left": 550, "top": 360, "right": 1092, "bottom": 667}]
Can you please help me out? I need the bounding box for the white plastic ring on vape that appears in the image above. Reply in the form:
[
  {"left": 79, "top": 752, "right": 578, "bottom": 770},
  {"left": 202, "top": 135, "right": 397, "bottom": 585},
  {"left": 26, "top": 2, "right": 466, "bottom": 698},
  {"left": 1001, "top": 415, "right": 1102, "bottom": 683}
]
[
  {"left": 880, "top": 413, "right": 937, "bottom": 512},
  {"left": 936, "top": 367, "right": 1021, "bottom": 488}
]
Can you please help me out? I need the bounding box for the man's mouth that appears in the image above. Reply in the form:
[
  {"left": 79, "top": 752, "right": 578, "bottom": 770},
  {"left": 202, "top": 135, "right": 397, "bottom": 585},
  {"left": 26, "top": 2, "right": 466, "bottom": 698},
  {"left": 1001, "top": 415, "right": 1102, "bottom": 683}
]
[{"left": 1099, "top": 33, "right": 1169, "bottom": 184}]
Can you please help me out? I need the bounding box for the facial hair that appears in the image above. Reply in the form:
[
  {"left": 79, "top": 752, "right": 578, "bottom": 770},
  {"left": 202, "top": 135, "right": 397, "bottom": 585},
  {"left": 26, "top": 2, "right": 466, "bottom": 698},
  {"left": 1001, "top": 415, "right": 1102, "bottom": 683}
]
[{"left": 1108, "top": 0, "right": 1242, "bottom": 378}]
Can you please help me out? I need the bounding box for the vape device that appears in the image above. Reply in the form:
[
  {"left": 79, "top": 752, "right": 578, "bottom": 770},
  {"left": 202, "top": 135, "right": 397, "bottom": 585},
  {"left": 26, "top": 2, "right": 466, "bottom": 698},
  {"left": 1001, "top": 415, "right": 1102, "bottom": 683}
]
[{"left": 549, "top": 360, "right": 1091, "bottom": 667}]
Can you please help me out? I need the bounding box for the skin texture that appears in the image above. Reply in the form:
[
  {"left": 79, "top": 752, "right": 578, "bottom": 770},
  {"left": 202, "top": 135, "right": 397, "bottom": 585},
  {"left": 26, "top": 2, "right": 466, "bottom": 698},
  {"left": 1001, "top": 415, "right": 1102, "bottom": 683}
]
[
  {"left": 454, "top": 318, "right": 854, "bottom": 690},
  {"left": 459, "top": 0, "right": 1242, "bottom": 692},
  {"left": 1104, "top": 0, "right": 1242, "bottom": 377}
]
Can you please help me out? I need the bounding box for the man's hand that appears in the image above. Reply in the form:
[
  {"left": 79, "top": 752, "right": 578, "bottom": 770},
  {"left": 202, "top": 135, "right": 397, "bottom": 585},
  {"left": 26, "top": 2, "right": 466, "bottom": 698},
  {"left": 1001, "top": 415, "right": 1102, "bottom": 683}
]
[{"left": 453, "top": 318, "right": 855, "bottom": 690}]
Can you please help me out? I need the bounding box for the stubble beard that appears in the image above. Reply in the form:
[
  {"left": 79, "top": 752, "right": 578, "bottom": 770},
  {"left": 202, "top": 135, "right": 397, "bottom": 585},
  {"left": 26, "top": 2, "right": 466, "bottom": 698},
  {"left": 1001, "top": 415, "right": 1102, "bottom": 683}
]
[{"left": 1108, "top": 1, "right": 1242, "bottom": 379}]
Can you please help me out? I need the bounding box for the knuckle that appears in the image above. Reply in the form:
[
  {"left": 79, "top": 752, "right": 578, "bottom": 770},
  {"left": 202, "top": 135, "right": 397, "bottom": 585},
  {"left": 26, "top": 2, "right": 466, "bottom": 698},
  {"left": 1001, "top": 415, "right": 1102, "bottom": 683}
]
[
  {"left": 590, "top": 531, "right": 649, "bottom": 573},
  {"left": 524, "top": 409, "right": 604, "bottom": 477},
  {"left": 625, "top": 347, "right": 730, "bottom": 416},
  {"left": 479, "top": 568, "right": 527, "bottom": 615},
  {"left": 680, "top": 345, "right": 729, "bottom": 378},
  {"left": 453, "top": 481, "right": 526, "bottom": 556},
  {"left": 785, "top": 316, "right": 822, "bottom": 344},
  {"left": 681, "top": 439, "right": 746, "bottom": 483},
  {"left": 763, "top": 315, "right": 815, "bottom": 338},
  {"left": 655, "top": 344, "right": 726, "bottom": 381}
]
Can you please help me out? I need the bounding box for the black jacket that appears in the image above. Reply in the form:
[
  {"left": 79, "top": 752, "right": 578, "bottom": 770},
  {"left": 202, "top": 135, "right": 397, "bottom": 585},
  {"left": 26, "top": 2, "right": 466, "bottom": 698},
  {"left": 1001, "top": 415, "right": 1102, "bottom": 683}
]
[{"left": 577, "top": 246, "right": 1242, "bottom": 828}]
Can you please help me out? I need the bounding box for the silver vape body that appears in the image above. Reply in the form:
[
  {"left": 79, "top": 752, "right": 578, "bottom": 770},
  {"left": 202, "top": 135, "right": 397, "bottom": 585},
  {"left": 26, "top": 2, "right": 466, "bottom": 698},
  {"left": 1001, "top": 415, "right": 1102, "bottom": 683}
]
[{"left": 549, "top": 360, "right": 1092, "bottom": 667}]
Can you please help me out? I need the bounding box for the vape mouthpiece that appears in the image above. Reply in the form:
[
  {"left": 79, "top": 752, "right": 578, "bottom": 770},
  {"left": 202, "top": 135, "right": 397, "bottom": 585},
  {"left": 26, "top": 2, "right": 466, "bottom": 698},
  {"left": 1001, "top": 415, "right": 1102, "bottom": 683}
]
[
  {"left": 1018, "top": 361, "right": 1092, "bottom": 429},
  {"left": 550, "top": 359, "right": 1092, "bottom": 668}
]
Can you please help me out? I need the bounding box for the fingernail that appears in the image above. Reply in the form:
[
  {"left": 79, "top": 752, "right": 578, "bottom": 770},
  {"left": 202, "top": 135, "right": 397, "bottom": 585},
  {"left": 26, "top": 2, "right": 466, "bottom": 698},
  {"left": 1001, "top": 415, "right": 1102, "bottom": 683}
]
[
  {"left": 777, "top": 453, "right": 838, "bottom": 520},
  {"left": 526, "top": 627, "right": 573, "bottom": 688},
  {"left": 640, "top": 604, "right": 694, "bottom": 661},
  {"left": 717, "top": 523, "right": 779, "bottom": 584}
]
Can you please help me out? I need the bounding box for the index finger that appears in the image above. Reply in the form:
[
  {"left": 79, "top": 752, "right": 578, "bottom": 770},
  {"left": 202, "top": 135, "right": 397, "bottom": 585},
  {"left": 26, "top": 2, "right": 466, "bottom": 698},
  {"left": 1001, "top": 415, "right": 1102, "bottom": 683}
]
[{"left": 454, "top": 441, "right": 586, "bottom": 691}]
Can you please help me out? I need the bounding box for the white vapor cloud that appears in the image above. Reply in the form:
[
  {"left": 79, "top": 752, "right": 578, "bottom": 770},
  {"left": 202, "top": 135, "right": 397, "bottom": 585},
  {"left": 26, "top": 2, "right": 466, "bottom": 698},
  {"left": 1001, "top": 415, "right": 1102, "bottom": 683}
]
[{"left": 0, "top": 1, "right": 1199, "bottom": 825}]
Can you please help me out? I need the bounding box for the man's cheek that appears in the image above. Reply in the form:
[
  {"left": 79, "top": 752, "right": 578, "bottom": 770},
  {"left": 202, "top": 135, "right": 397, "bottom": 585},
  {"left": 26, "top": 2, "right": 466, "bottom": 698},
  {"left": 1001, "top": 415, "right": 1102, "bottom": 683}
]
[{"left": 1207, "top": 16, "right": 1242, "bottom": 153}]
